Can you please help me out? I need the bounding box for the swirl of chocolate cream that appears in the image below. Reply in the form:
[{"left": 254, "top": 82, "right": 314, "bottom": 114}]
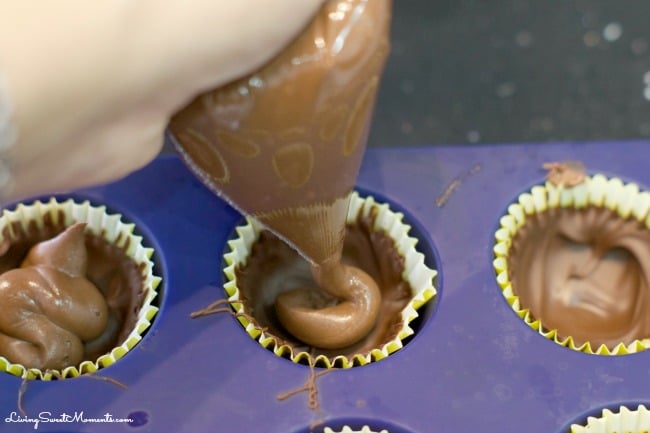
[
  {"left": 508, "top": 206, "right": 650, "bottom": 349},
  {"left": 0, "top": 223, "right": 109, "bottom": 370},
  {"left": 275, "top": 259, "right": 381, "bottom": 349}
]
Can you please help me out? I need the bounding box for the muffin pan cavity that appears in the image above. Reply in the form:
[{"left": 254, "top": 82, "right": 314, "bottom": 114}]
[
  {"left": 493, "top": 174, "right": 650, "bottom": 355},
  {"left": 295, "top": 417, "right": 417, "bottom": 433},
  {"left": 557, "top": 402, "right": 650, "bottom": 433},
  {"left": 219, "top": 189, "right": 439, "bottom": 369},
  {"left": 0, "top": 197, "right": 161, "bottom": 381},
  {"left": 2, "top": 142, "right": 650, "bottom": 433}
]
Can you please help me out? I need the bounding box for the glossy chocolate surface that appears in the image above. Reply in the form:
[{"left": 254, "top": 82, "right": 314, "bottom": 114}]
[
  {"left": 508, "top": 206, "right": 650, "bottom": 349},
  {"left": 275, "top": 261, "right": 381, "bottom": 349},
  {"left": 0, "top": 220, "right": 144, "bottom": 370}
]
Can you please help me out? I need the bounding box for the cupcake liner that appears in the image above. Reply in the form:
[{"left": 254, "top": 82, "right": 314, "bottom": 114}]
[
  {"left": 323, "top": 427, "right": 388, "bottom": 433},
  {"left": 223, "top": 191, "right": 437, "bottom": 368},
  {"left": 570, "top": 405, "right": 650, "bottom": 432},
  {"left": 0, "top": 197, "right": 160, "bottom": 380},
  {"left": 493, "top": 174, "right": 650, "bottom": 355}
]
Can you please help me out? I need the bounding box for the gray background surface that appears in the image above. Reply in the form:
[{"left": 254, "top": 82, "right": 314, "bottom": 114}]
[{"left": 165, "top": 0, "right": 650, "bottom": 150}]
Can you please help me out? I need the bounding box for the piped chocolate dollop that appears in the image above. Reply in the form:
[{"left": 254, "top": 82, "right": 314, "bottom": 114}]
[
  {"left": 0, "top": 222, "right": 144, "bottom": 370},
  {"left": 275, "top": 261, "right": 381, "bottom": 349}
]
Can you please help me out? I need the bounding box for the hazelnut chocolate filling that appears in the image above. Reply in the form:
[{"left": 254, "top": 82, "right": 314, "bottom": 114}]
[
  {"left": 171, "top": 0, "right": 392, "bottom": 348},
  {"left": 275, "top": 261, "right": 381, "bottom": 350},
  {"left": 0, "top": 219, "right": 144, "bottom": 370},
  {"left": 507, "top": 206, "right": 650, "bottom": 349},
  {"left": 236, "top": 209, "right": 412, "bottom": 357}
]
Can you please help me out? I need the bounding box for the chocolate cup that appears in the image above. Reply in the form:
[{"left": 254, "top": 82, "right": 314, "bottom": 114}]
[
  {"left": 493, "top": 174, "right": 650, "bottom": 355},
  {"left": 222, "top": 191, "right": 437, "bottom": 368},
  {"left": 0, "top": 198, "right": 160, "bottom": 380}
]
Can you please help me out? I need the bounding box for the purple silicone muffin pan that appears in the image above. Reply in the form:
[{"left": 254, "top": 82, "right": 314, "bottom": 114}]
[{"left": 0, "top": 140, "right": 648, "bottom": 433}]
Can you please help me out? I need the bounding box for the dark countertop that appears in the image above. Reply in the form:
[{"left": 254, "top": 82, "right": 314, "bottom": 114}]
[
  {"left": 371, "top": 0, "right": 650, "bottom": 147},
  {"left": 165, "top": 0, "right": 650, "bottom": 151}
]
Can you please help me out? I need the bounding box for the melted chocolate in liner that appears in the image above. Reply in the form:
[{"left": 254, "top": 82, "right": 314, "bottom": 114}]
[
  {"left": 508, "top": 206, "right": 650, "bottom": 349},
  {"left": 0, "top": 215, "right": 145, "bottom": 370},
  {"left": 236, "top": 210, "right": 412, "bottom": 357}
]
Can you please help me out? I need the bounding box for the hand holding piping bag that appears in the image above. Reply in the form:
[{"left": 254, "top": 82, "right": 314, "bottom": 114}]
[{"left": 0, "top": 0, "right": 325, "bottom": 201}]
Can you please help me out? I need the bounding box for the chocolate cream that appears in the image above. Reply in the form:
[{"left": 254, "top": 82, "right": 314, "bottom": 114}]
[
  {"left": 508, "top": 206, "right": 650, "bottom": 349},
  {"left": 171, "top": 0, "right": 393, "bottom": 350},
  {"left": 0, "top": 221, "right": 144, "bottom": 370},
  {"left": 236, "top": 208, "right": 412, "bottom": 357}
]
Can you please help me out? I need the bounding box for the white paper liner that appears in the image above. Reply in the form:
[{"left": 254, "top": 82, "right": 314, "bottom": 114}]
[
  {"left": 493, "top": 174, "right": 650, "bottom": 355},
  {"left": 324, "top": 426, "right": 389, "bottom": 433},
  {"left": 223, "top": 191, "right": 437, "bottom": 368},
  {"left": 571, "top": 405, "right": 650, "bottom": 432},
  {"left": 0, "top": 198, "right": 160, "bottom": 380}
]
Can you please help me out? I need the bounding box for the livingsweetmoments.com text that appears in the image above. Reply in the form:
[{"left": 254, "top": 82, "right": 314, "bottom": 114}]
[{"left": 5, "top": 411, "right": 133, "bottom": 430}]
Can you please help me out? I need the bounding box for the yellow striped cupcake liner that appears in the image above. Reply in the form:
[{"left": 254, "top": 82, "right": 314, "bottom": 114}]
[
  {"left": 571, "top": 405, "right": 650, "bottom": 432},
  {"left": 0, "top": 198, "right": 160, "bottom": 380},
  {"left": 493, "top": 174, "right": 650, "bottom": 355},
  {"left": 223, "top": 191, "right": 437, "bottom": 368},
  {"left": 324, "top": 426, "right": 389, "bottom": 433}
]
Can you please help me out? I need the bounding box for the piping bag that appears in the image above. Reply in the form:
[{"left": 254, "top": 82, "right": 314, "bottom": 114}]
[{"left": 168, "top": 0, "right": 392, "bottom": 349}]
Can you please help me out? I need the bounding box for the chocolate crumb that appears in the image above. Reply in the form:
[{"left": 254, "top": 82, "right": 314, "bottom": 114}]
[
  {"left": 435, "top": 163, "right": 482, "bottom": 207},
  {"left": 543, "top": 161, "right": 586, "bottom": 187}
]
